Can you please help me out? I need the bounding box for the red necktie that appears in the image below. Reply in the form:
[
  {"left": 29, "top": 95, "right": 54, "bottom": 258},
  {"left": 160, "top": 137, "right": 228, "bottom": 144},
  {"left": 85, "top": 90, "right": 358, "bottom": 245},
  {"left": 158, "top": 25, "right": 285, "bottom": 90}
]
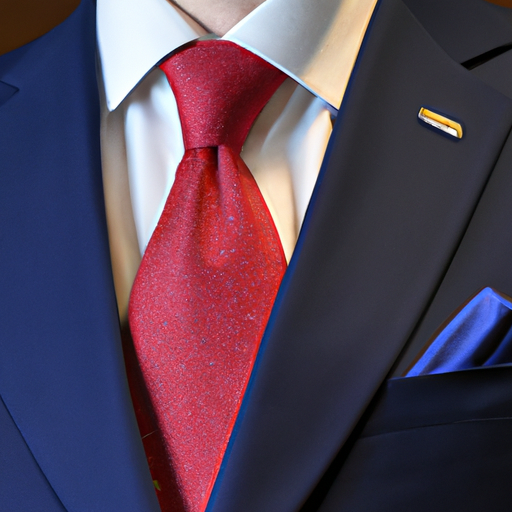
[{"left": 128, "top": 40, "right": 287, "bottom": 512}]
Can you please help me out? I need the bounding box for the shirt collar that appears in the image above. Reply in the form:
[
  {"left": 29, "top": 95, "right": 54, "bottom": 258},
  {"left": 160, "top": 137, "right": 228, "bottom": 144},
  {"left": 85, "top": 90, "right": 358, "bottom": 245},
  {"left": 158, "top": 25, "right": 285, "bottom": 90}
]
[{"left": 98, "top": 0, "right": 378, "bottom": 112}]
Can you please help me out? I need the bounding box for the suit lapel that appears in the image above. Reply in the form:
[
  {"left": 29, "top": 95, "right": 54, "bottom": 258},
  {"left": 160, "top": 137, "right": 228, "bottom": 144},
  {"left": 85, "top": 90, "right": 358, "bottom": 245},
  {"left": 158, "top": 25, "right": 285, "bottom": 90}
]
[
  {"left": 2, "top": 0, "right": 511, "bottom": 510},
  {"left": 208, "top": 0, "right": 512, "bottom": 510},
  {"left": 396, "top": 47, "right": 512, "bottom": 375},
  {"left": 0, "top": 1, "right": 159, "bottom": 510}
]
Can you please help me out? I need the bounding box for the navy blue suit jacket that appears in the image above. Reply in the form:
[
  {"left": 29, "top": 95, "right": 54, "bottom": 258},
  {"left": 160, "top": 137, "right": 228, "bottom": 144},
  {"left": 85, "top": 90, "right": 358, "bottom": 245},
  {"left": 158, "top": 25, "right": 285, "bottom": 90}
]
[{"left": 2, "top": 0, "right": 512, "bottom": 510}]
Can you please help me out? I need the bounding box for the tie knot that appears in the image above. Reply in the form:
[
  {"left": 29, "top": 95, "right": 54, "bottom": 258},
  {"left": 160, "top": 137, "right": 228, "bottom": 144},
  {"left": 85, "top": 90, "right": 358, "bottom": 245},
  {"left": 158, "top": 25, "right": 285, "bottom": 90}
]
[{"left": 160, "top": 39, "right": 285, "bottom": 153}]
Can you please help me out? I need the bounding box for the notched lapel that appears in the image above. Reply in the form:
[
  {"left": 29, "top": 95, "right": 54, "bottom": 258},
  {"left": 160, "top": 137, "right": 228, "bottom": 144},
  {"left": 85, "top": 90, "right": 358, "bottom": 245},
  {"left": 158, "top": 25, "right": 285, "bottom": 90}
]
[
  {"left": 0, "top": 80, "right": 18, "bottom": 107},
  {"left": 471, "top": 47, "right": 512, "bottom": 101},
  {"left": 208, "top": 0, "right": 512, "bottom": 511}
]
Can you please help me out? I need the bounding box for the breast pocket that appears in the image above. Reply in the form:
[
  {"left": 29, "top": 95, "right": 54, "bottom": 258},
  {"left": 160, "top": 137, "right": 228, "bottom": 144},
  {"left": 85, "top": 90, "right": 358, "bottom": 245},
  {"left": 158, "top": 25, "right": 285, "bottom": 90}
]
[{"left": 319, "top": 365, "right": 512, "bottom": 512}]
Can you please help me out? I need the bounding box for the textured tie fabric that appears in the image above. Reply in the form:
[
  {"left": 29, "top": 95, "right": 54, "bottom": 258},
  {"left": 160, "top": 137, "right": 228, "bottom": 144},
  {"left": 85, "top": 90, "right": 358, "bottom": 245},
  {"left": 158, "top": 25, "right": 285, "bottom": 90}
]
[{"left": 128, "top": 40, "right": 287, "bottom": 512}]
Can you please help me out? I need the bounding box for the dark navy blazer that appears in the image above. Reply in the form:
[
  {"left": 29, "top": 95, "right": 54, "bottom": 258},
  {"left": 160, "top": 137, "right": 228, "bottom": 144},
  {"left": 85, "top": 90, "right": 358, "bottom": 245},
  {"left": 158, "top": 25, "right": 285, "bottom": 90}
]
[{"left": 2, "top": 0, "right": 512, "bottom": 510}]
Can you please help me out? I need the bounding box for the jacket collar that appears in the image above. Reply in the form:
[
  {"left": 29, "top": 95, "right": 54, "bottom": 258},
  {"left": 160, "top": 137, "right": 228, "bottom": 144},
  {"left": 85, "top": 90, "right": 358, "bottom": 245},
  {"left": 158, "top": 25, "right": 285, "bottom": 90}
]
[
  {"left": 0, "top": 1, "right": 160, "bottom": 510},
  {"left": 207, "top": 0, "right": 512, "bottom": 510},
  {"left": 1, "top": 0, "right": 512, "bottom": 510}
]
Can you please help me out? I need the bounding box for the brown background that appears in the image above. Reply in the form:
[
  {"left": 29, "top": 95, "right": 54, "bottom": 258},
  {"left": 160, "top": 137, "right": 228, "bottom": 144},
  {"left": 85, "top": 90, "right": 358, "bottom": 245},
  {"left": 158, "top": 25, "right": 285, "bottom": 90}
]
[{"left": 1, "top": 0, "right": 512, "bottom": 56}]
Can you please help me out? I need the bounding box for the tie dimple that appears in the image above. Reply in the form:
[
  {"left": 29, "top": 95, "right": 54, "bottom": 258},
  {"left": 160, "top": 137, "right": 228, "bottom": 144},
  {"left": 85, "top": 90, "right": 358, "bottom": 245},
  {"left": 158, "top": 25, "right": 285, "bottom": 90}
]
[{"left": 128, "top": 40, "right": 287, "bottom": 512}]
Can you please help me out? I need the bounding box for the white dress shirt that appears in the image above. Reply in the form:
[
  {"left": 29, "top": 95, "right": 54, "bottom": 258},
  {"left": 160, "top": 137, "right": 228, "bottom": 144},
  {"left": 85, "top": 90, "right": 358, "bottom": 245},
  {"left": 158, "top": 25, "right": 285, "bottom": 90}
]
[{"left": 97, "top": 0, "right": 378, "bottom": 320}]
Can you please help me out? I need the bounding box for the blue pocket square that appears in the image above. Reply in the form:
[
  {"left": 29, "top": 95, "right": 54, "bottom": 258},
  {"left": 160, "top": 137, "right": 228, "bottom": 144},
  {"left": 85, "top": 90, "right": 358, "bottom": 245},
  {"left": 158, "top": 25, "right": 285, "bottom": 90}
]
[{"left": 405, "top": 287, "right": 512, "bottom": 377}]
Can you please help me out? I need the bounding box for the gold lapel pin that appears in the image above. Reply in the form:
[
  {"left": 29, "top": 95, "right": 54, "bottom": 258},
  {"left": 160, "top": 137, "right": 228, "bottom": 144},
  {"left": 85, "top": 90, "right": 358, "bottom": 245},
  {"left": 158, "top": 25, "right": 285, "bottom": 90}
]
[{"left": 418, "top": 107, "right": 463, "bottom": 139}]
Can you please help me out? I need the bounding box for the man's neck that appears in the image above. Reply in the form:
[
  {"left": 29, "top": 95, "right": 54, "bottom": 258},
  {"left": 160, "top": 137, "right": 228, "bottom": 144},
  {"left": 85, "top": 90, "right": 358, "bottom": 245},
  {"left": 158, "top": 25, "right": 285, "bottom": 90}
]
[{"left": 168, "top": 0, "right": 265, "bottom": 35}]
